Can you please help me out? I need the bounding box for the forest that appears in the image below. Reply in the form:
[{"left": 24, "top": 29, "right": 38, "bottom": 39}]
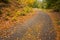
[{"left": 43, "top": 0, "right": 60, "bottom": 12}]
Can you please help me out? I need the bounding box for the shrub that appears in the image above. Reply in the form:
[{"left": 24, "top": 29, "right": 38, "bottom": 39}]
[
  {"left": 28, "top": 0, "right": 41, "bottom": 8},
  {"left": 16, "top": 11, "right": 26, "bottom": 16},
  {"left": 23, "top": 6, "right": 32, "bottom": 13},
  {"left": 15, "top": 6, "right": 32, "bottom": 16},
  {"left": 19, "top": 6, "right": 32, "bottom": 16}
]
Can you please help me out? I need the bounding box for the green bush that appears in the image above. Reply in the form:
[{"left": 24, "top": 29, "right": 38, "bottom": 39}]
[{"left": 44, "top": 0, "right": 60, "bottom": 12}]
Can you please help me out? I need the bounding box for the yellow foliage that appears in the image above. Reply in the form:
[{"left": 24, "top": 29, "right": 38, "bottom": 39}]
[
  {"left": 23, "top": 6, "right": 32, "bottom": 13},
  {"left": 17, "top": 0, "right": 35, "bottom": 6}
]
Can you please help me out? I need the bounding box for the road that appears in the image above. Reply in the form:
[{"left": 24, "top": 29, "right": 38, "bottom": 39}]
[{"left": 0, "top": 11, "right": 56, "bottom": 40}]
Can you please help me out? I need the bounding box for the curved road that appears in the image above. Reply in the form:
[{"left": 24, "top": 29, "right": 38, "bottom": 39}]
[{"left": 0, "top": 11, "right": 56, "bottom": 40}]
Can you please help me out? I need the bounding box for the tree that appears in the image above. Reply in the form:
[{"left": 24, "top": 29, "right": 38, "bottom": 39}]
[{"left": 43, "top": 0, "right": 60, "bottom": 12}]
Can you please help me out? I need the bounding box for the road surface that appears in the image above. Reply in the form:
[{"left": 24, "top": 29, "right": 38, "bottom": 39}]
[{"left": 0, "top": 11, "right": 56, "bottom": 40}]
